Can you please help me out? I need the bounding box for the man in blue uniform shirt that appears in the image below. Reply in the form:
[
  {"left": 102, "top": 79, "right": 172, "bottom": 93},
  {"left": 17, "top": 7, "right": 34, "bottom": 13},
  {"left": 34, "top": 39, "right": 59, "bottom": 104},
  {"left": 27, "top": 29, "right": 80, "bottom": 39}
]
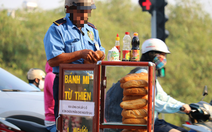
[{"left": 43, "top": 0, "right": 105, "bottom": 121}]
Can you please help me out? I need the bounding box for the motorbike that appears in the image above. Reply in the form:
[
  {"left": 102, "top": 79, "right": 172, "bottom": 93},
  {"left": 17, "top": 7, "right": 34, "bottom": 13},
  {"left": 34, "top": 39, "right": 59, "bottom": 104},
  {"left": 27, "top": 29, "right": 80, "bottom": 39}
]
[
  {"left": 0, "top": 117, "right": 49, "bottom": 132},
  {"left": 181, "top": 86, "right": 212, "bottom": 132}
]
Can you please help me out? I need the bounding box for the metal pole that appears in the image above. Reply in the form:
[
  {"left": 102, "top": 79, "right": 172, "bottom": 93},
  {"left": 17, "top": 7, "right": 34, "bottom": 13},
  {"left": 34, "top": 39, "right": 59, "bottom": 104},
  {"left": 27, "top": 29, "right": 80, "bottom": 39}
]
[{"left": 151, "top": 9, "right": 157, "bottom": 38}]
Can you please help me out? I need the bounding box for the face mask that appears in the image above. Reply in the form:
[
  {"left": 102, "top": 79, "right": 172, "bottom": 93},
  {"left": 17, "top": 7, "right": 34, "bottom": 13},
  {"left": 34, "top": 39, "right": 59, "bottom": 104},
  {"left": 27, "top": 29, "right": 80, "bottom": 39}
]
[
  {"left": 38, "top": 80, "right": 44, "bottom": 90},
  {"left": 153, "top": 54, "right": 167, "bottom": 70}
]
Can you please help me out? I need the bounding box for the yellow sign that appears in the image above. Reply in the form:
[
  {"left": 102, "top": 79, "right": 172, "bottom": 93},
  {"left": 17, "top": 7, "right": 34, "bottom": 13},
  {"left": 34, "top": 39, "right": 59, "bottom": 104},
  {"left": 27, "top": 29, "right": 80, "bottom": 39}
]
[
  {"left": 64, "top": 89, "right": 91, "bottom": 101},
  {"left": 64, "top": 75, "right": 90, "bottom": 84},
  {"left": 67, "top": 125, "right": 88, "bottom": 132}
]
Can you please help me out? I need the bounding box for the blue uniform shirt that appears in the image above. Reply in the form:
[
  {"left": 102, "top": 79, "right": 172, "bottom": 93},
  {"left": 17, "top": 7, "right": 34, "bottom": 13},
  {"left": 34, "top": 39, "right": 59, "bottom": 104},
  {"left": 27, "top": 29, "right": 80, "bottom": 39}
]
[{"left": 43, "top": 13, "right": 105, "bottom": 73}]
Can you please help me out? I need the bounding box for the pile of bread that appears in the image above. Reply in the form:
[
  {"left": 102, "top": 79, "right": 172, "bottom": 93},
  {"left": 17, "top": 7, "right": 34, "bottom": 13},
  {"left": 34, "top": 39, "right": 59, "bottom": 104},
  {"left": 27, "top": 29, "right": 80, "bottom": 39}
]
[{"left": 119, "top": 72, "right": 148, "bottom": 132}]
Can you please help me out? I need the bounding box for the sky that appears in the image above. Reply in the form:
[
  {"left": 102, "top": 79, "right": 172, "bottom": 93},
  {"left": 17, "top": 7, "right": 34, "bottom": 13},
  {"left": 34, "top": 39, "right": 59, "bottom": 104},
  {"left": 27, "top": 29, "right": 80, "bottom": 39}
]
[
  {"left": 0, "top": 0, "right": 211, "bottom": 15},
  {"left": 0, "top": 0, "right": 63, "bottom": 10}
]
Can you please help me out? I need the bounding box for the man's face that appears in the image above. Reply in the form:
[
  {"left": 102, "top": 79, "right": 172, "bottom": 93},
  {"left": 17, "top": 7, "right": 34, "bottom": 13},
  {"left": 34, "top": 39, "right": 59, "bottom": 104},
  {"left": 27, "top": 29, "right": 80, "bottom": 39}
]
[{"left": 70, "top": 8, "right": 92, "bottom": 27}]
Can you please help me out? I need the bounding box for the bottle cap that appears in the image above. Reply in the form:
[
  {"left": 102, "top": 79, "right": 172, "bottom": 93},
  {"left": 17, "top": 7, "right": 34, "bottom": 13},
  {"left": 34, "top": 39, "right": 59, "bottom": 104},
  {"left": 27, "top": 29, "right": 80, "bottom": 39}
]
[
  {"left": 133, "top": 32, "right": 138, "bottom": 36},
  {"left": 125, "top": 32, "right": 130, "bottom": 35},
  {"left": 116, "top": 34, "right": 120, "bottom": 41}
]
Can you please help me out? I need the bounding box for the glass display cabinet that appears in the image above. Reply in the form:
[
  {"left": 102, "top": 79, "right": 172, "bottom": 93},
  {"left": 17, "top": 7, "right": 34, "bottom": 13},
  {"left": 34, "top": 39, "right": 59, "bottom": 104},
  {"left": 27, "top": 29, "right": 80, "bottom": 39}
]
[{"left": 57, "top": 61, "right": 156, "bottom": 132}]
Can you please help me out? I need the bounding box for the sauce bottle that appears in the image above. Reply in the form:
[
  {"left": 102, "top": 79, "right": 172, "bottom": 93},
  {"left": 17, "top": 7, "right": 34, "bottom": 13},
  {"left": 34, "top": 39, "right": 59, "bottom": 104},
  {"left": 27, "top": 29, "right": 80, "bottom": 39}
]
[
  {"left": 115, "top": 34, "right": 121, "bottom": 60},
  {"left": 130, "top": 32, "right": 140, "bottom": 61},
  {"left": 122, "top": 32, "right": 131, "bottom": 61}
]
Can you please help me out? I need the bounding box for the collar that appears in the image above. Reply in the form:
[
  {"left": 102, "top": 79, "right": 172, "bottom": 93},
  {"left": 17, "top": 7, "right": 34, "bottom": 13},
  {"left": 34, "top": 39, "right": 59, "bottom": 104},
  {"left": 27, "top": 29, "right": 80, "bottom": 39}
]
[{"left": 65, "top": 13, "right": 75, "bottom": 29}]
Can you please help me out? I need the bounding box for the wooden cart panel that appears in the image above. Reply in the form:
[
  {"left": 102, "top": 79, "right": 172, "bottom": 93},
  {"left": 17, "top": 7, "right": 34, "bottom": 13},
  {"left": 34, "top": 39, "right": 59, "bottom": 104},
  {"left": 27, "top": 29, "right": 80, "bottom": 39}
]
[{"left": 57, "top": 62, "right": 155, "bottom": 132}]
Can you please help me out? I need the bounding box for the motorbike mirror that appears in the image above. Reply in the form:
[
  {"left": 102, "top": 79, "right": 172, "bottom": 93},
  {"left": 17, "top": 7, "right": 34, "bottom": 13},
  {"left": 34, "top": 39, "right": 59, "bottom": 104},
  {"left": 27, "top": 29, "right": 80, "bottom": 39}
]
[
  {"left": 201, "top": 86, "right": 208, "bottom": 101},
  {"left": 203, "top": 86, "right": 208, "bottom": 96}
]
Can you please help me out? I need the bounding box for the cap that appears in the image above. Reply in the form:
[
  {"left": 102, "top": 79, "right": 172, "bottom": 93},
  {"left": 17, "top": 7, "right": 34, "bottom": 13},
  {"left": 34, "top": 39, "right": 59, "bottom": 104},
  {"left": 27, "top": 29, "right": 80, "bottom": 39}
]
[
  {"left": 115, "top": 34, "right": 120, "bottom": 41},
  {"left": 27, "top": 68, "right": 46, "bottom": 80},
  {"left": 125, "top": 32, "right": 130, "bottom": 35},
  {"left": 65, "top": 0, "right": 96, "bottom": 10},
  {"left": 133, "top": 32, "right": 138, "bottom": 36}
]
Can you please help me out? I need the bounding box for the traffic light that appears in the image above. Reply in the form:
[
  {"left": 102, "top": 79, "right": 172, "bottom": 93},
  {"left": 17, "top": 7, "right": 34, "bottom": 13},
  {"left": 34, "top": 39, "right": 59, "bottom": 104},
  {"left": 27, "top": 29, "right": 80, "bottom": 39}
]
[
  {"left": 155, "top": 0, "right": 169, "bottom": 42},
  {"left": 139, "top": 0, "right": 154, "bottom": 13},
  {"left": 155, "top": 0, "right": 168, "bottom": 77},
  {"left": 139, "top": 0, "right": 169, "bottom": 42}
]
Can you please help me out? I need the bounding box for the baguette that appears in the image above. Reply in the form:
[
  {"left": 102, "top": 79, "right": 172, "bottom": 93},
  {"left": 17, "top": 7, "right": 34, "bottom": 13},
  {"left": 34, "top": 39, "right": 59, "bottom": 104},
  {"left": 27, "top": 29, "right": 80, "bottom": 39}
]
[
  {"left": 120, "top": 72, "right": 148, "bottom": 83},
  {"left": 121, "top": 80, "right": 148, "bottom": 89},
  {"left": 122, "top": 129, "right": 147, "bottom": 132},
  {"left": 122, "top": 95, "right": 148, "bottom": 101},
  {"left": 123, "top": 88, "right": 147, "bottom": 96},
  {"left": 122, "top": 116, "right": 148, "bottom": 121},
  {"left": 120, "top": 99, "right": 147, "bottom": 109},
  {"left": 121, "top": 109, "right": 147, "bottom": 119},
  {"left": 122, "top": 118, "right": 147, "bottom": 124}
]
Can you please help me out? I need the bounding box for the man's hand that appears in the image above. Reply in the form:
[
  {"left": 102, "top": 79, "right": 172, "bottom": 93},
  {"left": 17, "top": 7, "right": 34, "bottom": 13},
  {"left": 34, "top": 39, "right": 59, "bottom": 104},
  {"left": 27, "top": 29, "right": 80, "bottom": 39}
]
[
  {"left": 81, "top": 49, "right": 99, "bottom": 63},
  {"left": 48, "top": 50, "right": 104, "bottom": 67},
  {"left": 96, "top": 50, "right": 105, "bottom": 61},
  {"left": 182, "top": 104, "right": 191, "bottom": 114}
]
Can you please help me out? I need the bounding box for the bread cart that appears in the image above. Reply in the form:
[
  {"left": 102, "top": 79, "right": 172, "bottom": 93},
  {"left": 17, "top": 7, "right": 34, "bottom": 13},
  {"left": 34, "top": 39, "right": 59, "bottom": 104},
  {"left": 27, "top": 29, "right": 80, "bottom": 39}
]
[{"left": 56, "top": 61, "right": 156, "bottom": 132}]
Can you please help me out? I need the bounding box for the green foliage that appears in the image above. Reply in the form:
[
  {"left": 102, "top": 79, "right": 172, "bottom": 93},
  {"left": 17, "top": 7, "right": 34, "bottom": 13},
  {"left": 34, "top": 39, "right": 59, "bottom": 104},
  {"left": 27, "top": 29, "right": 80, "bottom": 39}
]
[
  {"left": 0, "top": 0, "right": 212, "bottom": 128},
  {"left": 158, "top": 0, "right": 212, "bottom": 127},
  {"left": 0, "top": 9, "right": 65, "bottom": 81}
]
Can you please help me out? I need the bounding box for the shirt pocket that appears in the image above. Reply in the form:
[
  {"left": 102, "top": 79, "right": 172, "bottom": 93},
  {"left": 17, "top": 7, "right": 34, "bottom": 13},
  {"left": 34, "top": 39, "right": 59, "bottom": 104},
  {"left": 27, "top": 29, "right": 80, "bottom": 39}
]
[
  {"left": 85, "top": 39, "right": 96, "bottom": 50},
  {"left": 64, "top": 38, "right": 81, "bottom": 53}
]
